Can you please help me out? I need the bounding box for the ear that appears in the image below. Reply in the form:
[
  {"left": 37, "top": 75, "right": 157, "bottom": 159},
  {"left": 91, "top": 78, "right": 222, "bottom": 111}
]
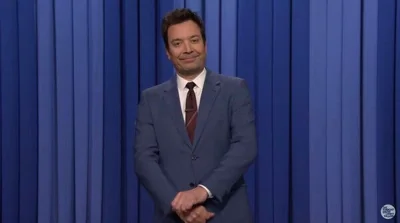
[{"left": 165, "top": 48, "right": 171, "bottom": 60}]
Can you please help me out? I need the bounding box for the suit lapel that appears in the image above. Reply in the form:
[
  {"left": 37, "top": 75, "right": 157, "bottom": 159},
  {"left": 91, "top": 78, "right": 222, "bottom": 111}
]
[
  {"left": 193, "top": 71, "right": 221, "bottom": 149},
  {"left": 162, "top": 77, "right": 192, "bottom": 148},
  {"left": 162, "top": 71, "right": 221, "bottom": 149}
]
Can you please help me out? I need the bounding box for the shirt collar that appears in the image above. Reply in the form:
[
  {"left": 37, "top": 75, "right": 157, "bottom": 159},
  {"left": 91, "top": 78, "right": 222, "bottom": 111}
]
[{"left": 176, "top": 68, "right": 206, "bottom": 90}]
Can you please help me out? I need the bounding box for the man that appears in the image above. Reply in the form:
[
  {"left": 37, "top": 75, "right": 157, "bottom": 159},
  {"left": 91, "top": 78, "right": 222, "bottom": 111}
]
[{"left": 134, "top": 8, "right": 257, "bottom": 223}]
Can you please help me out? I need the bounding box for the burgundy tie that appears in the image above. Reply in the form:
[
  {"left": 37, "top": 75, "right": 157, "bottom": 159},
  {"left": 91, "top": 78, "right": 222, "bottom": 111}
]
[{"left": 185, "top": 82, "right": 197, "bottom": 143}]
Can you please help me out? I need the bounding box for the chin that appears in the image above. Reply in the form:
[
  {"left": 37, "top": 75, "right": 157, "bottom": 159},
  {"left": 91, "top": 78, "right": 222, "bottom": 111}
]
[{"left": 179, "top": 67, "right": 203, "bottom": 76}]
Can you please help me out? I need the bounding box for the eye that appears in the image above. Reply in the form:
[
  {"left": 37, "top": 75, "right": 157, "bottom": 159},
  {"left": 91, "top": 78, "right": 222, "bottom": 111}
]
[
  {"left": 191, "top": 38, "right": 199, "bottom": 43},
  {"left": 172, "top": 42, "right": 181, "bottom": 47}
]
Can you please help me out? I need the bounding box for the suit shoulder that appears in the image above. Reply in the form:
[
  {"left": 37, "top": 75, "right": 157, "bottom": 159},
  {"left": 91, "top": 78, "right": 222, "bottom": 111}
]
[
  {"left": 140, "top": 81, "right": 169, "bottom": 97},
  {"left": 215, "top": 73, "right": 247, "bottom": 87}
]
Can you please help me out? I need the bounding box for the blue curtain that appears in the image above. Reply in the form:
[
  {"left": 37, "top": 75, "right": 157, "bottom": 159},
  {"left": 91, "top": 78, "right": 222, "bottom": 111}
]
[{"left": 0, "top": 0, "right": 398, "bottom": 222}]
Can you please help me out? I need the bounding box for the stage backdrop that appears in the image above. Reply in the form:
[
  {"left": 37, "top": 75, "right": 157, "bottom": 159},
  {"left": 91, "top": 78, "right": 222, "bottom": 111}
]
[{"left": 0, "top": 0, "right": 399, "bottom": 222}]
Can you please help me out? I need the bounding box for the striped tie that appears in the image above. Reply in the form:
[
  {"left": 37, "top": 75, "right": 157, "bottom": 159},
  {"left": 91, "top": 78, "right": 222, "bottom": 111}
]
[{"left": 185, "top": 82, "right": 197, "bottom": 143}]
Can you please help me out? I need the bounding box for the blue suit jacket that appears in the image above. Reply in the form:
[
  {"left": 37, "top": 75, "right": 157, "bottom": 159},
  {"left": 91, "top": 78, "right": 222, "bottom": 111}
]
[{"left": 134, "top": 69, "right": 258, "bottom": 223}]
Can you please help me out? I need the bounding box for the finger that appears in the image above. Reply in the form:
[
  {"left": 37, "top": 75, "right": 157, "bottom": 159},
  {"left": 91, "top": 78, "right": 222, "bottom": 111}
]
[
  {"left": 183, "top": 202, "right": 195, "bottom": 212},
  {"left": 181, "top": 203, "right": 189, "bottom": 212},
  {"left": 191, "top": 210, "right": 206, "bottom": 223},
  {"left": 190, "top": 212, "right": 199, "bottom": 223},
  {"left": 191, "top": 218, "right": 201, "bottom": 223},
  {"left": 171, "top": 194, "right": 183, "bottom": 210},
  {"left": 172, "top": 193, "right": 182, "bottom": 205},
  {"left": 171, "top": 195, "right": 179, "bottom": 208},
  {"left": 193, "top": 216, "right": 206, "bottom": 223},
  {"left": 186, "top": 215, "right": 194, "bottom": 223},
  {"left": 206, "top": 212, "right": 215, "bottom": 219},
  {"left": 175, "top": 195, "right": 193, "bottom": 212},
  {"left": 179, "top": 195, "right": 197, "bottom": 212},
  {"left": 181, "top": 198, "right": 194, "bottom": 211},
  {"left": 193, "top": 215, "right": 204, "bottom": 223}
]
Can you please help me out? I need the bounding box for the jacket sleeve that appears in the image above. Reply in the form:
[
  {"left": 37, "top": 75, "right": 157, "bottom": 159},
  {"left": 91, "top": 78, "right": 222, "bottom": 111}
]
[
  {"left": 134, "top": 90, "right": 178, "bottom": 215},
  {"left": 199, "top": 79, "right": 258, "bottom": 203}
]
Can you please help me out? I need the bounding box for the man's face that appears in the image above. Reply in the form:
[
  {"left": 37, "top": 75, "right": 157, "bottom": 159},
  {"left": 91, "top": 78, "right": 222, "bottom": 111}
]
[{"left": 166, "top": 20, "right": 207, "bottom": 77}]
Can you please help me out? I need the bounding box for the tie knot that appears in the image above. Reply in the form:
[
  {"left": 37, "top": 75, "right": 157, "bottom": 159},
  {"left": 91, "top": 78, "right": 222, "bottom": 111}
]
[{"left": 186, "top": 82, "right": 196, "bottom": 90}]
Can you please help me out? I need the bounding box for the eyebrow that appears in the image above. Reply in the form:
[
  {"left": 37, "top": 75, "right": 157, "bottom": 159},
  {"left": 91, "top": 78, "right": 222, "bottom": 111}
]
[{"left": 171, "top": 35, "right": 200, "bottom": 42}]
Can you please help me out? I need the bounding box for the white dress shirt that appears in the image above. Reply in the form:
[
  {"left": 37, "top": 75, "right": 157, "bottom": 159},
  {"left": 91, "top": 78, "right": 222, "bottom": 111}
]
[
  {"left": 176, "top": 68, "right": 206, "bottom": 119},
  {"left": 176, "top": 68, "right": 213, "bottom": 199}
]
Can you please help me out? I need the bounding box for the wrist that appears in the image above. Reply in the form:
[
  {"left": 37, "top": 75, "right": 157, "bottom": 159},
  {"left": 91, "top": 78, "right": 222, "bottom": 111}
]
[{"left": 195, "top": 186, "right": 208, "bottom": 202}]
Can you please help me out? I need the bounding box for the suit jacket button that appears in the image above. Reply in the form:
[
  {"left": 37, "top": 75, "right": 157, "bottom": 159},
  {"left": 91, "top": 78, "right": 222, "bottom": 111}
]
[{"left": 191, "top": 155, "right": 198, "bottom": 160}]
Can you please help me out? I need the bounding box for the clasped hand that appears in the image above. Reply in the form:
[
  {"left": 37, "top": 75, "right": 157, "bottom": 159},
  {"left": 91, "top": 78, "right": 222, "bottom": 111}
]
[
  {"left": 171, "top": 187, "right": 214, "bottom": 223},
  {"left": 176, "top": 206, "right": 214, "bottom": 223}
]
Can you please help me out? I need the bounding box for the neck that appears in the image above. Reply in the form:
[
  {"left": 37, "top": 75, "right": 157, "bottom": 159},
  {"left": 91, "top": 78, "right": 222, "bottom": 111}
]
[
  {"left": 176, "top": 68, "right": 204, "bottom": 81},
  {"left": 177, "top": 73, "right": 199, "bottom": 81}
]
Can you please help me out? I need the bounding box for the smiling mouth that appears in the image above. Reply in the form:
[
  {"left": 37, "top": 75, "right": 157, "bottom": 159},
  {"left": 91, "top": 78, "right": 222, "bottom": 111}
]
[{"left": 180, "top": 57, "right": 197, "bottom": 62}]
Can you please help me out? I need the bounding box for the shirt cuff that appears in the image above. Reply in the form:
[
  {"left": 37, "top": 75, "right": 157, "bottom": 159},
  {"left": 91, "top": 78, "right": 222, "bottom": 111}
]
[{"left": 198, "top": 184, "right": 213, "bottom": 198}]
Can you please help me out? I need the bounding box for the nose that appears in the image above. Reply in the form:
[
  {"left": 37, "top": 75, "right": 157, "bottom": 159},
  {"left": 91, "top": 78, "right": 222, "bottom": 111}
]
[{"left": 183, "top": 41, "right": 193, "bottom": 53}]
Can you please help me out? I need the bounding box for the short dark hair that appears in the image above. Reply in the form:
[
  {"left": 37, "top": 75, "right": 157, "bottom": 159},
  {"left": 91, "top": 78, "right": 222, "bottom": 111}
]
[{"left": 161, "top": 8, "right": 206, "bottom": 49}]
